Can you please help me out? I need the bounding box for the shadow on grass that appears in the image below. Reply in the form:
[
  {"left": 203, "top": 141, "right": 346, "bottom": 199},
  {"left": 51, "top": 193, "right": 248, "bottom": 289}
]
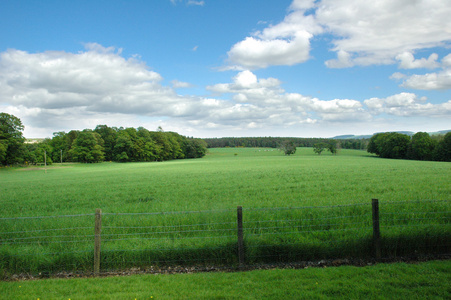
[{"left": 1, "top": 232, "right": 449, "bottom": 279}]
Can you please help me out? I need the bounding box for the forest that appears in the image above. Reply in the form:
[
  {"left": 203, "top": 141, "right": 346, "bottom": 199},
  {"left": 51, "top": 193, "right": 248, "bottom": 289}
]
[{"left": 0, "top": 113, "right": 207, "bottom": 165}]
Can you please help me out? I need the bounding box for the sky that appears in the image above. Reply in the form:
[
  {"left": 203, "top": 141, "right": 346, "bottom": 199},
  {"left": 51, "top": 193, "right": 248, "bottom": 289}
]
[{"left": 0, "top": 0, "right": 450, "bottom": 139}]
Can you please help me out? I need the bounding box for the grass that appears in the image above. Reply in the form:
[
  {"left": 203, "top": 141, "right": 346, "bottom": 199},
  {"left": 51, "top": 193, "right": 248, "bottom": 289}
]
[
  {"left": 1, "top": 148, "right": 450, "bottom": 215},
  {"left": 1, "top": 260, "right": 449, "bottom": 299},
  {"left": 0, "top": 148, "right": 450, "bottom": 276}
]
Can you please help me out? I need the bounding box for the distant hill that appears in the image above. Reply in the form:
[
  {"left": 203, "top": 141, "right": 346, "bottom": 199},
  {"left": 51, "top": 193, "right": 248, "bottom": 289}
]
[
  {"left": 333, "top": 135, "right": 372, "bottom": 140},
  {"left": 332, "top": 130, "right": 450, "bottom": 140},
  {"left": 431, "top": 130, "right": 451, "bottom": 135}
]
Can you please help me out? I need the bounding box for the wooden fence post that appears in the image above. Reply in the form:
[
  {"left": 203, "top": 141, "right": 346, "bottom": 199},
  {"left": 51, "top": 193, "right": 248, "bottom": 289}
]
[
  {"left": 237, "top": 206, "right": 245, "bottom": 266},
  {"left": 372, "top": 199, "right": 381, "bottom": 260},
  {"left": 94, "top": 208, "right": 102, "bottom": 275}
]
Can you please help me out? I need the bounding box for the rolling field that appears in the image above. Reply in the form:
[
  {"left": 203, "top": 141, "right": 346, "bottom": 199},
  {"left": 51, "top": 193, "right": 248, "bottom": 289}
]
[
  {"left": 0, "top": 148, "right": 450, "bottom": 276},
  {"left": 1, "top": 148, "right": 450, "bottom": 216}
]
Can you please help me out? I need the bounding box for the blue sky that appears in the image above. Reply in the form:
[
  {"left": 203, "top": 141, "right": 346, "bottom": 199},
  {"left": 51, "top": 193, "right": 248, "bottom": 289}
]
[{"left": 1, "top": 0, "right": 450, "bottom": 138}]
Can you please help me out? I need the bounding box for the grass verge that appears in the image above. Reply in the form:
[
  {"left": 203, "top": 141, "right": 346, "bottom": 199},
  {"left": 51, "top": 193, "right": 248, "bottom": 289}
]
[{"left": 1, "top": 260, "right": 449, "bottom": 299}]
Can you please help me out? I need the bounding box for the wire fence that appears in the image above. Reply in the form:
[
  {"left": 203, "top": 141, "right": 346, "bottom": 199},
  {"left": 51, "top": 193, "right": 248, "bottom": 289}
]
[{"left": 0, "top": 199, "right": 449, "bottom": 277}]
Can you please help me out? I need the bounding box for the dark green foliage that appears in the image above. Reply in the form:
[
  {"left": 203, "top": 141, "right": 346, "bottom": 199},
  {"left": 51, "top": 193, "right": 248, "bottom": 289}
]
[
  {"left": 279, "top": 140, "right": 296, "bottom": 155},
  {"left": 375, "top": 132, "right": 410, "bottom": 159},
  {"left": 69, "top": 130, "right": 105, "bottom": 163},
  {"left": 94, "top": 125, "right": 118, "bottom": 161},
  {"left": 313, "top": 142, "right": 337, "bottom": 155},
  {"left": 407, "top": 132, "right": 436, "bottom": 160},
  {"left": 368, "top": 132, "right": 410, "bottom": 159},
  {"left": 0, "top": 113, "right": 25, "bottom": 165},
  {"left": 23, "top": 139, "right": 53, "bottom": 165},
  {"left": 182, "top": 138, "right": 208, "bottom": 158},
  {"left": 41, "top": 125, "right": 208, "bottom": 163},
  {"left": 368, "top": 131, "right": 451, "bottom": 162},
  {"left": 433, "top": 132, "right": 451, "bottom": 162},
  {"left": 204, "top": 136, "right": 367, "bottom": 150},
  {"left": 313, "top": 143, "right": 326, "bottom": 155}
]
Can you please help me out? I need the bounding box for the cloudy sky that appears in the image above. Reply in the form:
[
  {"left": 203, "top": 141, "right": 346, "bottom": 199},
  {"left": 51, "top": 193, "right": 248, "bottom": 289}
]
[{"left": 1, "top": 0, "right": 450, "bottom": 138}]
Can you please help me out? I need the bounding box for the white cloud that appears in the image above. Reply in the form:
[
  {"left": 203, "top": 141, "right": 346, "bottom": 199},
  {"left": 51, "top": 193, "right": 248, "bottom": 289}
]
[
  {"left": 227, "top": 34, "right": 312, "bottom": 69},
  {"left": 324, "top": 50, "right": 354, "bottom": 68},
  {"left": 396, "top": 52, "right": 440, "bottom": 69},
  {"left": 227, "top": 3, "right": 322, "bottom": 69},
  {"left": 1, "top": 45, "right": 449, "bottom": 138},
  {"left": 394, "top": 54, "right": 451, "bottom": 90},
  {"left": 171, "top": 80, "right": 193, "bottom": 89},
  {"left": 319, "top": 0, "right": 451, "bottom": 67},
  {"left": 208, "top": 70, "right": 369, "bottom": 123},
  {"left": 364, "top": 93, "right": 451, "bottom": 116},
  {"left": 390, "top": 72, "right": 407, "bottom": 80},
  {"left": 227, "top": 0, "right": 451, "bottom": 70}
]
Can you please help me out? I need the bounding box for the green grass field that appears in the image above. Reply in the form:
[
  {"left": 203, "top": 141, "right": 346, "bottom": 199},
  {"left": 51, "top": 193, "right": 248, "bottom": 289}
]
[
  {"left": 1, "top": 260, "right": 450, "bottom": 299},
  {"left": 1, "top": 148, "right": 450, "bottom": 215},
  {"left": 1, "top": 148, "right": 450, "bottom": 276}
]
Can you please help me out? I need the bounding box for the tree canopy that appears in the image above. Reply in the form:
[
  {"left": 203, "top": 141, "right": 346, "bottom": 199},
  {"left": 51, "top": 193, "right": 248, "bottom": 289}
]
[
  {"left": 367, "top": 131, "right": 450, "bottom": 162},
  {"left": 0, "top": 113, "right": 208, "bottom": 165},
  {"left": 279, "top": 140, "right": 296, "bottom": 155},
  {"left": 0, "top": 113, "right": 25, "bottom": 165}
]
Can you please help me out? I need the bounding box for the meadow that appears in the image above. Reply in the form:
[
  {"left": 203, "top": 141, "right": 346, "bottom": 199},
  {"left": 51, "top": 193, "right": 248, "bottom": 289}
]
[{"left": 0, "top": 148, "right": 450, "bottom": 276}]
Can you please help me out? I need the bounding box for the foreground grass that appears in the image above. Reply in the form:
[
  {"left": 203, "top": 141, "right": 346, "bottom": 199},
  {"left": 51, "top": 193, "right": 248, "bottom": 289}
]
[{"left": 1, "top": 260, "right": 449, "bottom": 299}]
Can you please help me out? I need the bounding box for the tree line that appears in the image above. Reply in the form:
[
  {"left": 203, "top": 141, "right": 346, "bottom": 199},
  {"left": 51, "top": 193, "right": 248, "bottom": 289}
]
[
  {"left": 203, "top": 137, "right": 368, "bottom": 150},
  {"left": 367, "top": 132, "right": 451, "bottom": 162},
  {"left": 0, "top": 113, "right": 207, "bottom": 166}
]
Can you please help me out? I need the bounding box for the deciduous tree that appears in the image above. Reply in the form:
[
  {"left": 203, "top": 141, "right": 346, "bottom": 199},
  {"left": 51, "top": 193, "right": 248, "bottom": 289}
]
[
  {"left": 0, "top": 113, "right": 25, "bottom": 165},
  {"left": 279, "top": 140, "right": 296, "bottom": 155}
]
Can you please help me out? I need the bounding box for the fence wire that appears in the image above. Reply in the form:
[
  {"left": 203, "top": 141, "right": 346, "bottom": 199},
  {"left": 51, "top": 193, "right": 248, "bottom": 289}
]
[{"left": 1, "top": 199, "right": 449, "bottom": 277}]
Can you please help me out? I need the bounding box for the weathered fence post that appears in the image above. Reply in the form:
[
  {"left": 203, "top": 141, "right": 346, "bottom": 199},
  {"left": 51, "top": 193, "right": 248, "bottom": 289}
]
[
  {"left": 94, "top": 208, "right": 102, "bottom": 275},
  {"left": 237, "top": 206, "right": 245, "bottom": 266},
  {"left": 372, "top": 199, "right": 381, "bottom": 260}
]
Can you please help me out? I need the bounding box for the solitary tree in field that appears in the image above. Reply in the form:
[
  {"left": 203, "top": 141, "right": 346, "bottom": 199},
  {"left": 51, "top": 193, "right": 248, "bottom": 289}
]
[
  {"left": 313, "top": 143, "right": 326, "bottom": 155},
  {"left": 279, "top": 140, "right": 296, "bottom": 155}
]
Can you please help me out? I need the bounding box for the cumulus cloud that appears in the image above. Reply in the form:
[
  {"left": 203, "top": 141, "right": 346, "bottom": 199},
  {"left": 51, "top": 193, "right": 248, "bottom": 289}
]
[
  {"left": 0, "top": 45, "right": 214, "bottom": 135},
  {"left": 318, "top": 0, "right": 451, "bottom": 67},
  {"left": 227, "top": 0, "right": 451, "bottom": 70},
  {"left": 227, "top": 3, "right": 322, "bottom": 69},
  {"left": 1, "top": 45, "right": 449, "bottom": 138},
  {"left": 396, "top": 52, "right": 440, "bottom": 69},
  {"left": 393, "top": 54, "right": 451, "bottom": 90},
  {"left": 208, "top": 70, "right": 369, "bottom": 123},
  {"left": 364, "top": 93, "right": 451, "bottom": 116}
]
